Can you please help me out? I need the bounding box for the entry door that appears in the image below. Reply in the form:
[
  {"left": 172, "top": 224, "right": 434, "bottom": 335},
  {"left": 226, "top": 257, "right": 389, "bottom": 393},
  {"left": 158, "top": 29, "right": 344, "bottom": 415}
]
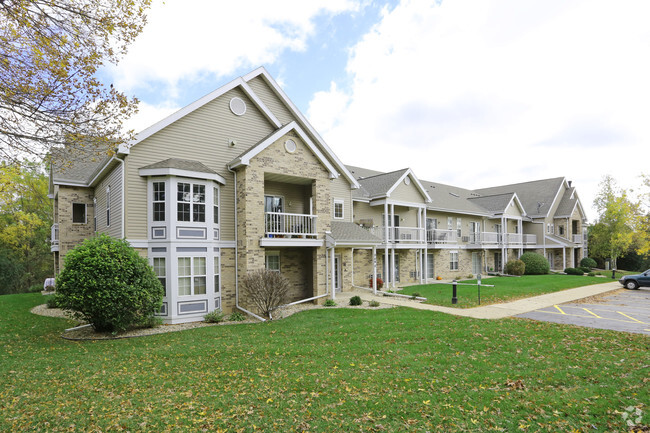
[
  {"left": 334, "top": 254, "right": 342, "bottom": 292},
  {"left": 494, "top": 252, "right": 502, "bottom": 272},
  {"left": 547, "top": 252, "right": 554, "bottom": 269},
  {"left": 472, "top": 252, "right": 481, "bottom": 275},
  {"left": 495, "top": 224, "right": 502, "bottom": 244},
  {"left": 393, "top": 215, "right": 400, "bottom": 242},
  {"left": 469, "top": 222, "right": 480, "bottom": 244},
  {"left": 427, "top": 252, "right": 435, "bottom": 279}
]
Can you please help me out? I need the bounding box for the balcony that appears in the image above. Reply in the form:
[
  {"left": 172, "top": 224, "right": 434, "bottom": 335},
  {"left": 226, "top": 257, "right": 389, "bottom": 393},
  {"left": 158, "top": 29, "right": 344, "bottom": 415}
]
[
  {"left": 426, "top": 228, "right": 457, "bottom": 245},
  {"left": 370, "top": 226, "right": 425, "bottom": 244},
  {"left": 261, "top": 212, "right": 322, "bottom": 247},
  {"left": 50, "top": 224, "right": 59, "bottom": 252},
  {"left": 572, "top": 234, "right": 583, "bottom": 244}
]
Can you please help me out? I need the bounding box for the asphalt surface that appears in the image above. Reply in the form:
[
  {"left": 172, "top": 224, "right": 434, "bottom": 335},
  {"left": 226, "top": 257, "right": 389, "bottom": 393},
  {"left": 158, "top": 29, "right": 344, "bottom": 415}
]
[{"left": 517, "top": 287, "right": 650, "bottom": 335}]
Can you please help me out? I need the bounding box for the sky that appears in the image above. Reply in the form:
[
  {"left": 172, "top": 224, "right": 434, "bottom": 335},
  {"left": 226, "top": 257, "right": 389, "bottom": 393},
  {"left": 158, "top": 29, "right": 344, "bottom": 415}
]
[{"left": 104, "top": 0, "right": 650, "bottom": 222}]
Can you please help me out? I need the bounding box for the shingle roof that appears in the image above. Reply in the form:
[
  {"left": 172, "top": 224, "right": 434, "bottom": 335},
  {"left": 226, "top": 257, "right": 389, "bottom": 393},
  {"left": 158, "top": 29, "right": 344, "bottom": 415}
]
[
  {"left": 356, "top": 168, "right": 409, "bottom": 199},
  {"left": 421, "top": 180, "right": 491, "bottom": 215},
  {"left": 473, "top": 177, "right": 565, "bottom": 217},
  {"left": 140, "top": 158, "right": 217, "bottom": 174},
  {"left": 330, "top": 221, "right": 381, "bottom": 244},
  {"left": 554, "top": 188, "right": 577, "bottom": 217},
  {"left": 468, "top": 193, "right": 516, "bottom": 214},
  {"left": 51, "top": 146, "right": 110, "bottom": 184},
  {"left": 346, "top": 165, "right": 385, "bottom": 180}
]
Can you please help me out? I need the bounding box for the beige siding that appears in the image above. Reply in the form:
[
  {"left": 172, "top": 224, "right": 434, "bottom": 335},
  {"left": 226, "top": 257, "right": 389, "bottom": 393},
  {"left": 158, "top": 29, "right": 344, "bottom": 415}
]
[
  {"left": 392, "top": 178, "right": 427, "bottom": 204},
  {"left": 504, "top": 201, "right": 523, "bottom": 217},
  {"left": 125, "top": 87, "right": 277, "bottom": 240},
  {"left": 264, "top": 181, "right": 312, "bottom": 214},
  {"left": 95, "top": 163, "right": 123, "bottom": 238},
  {"left": 246, "top": 76, "right": 296, "bottom": 126},
  {"left": 329, "top": 177, "right": 353, "bottom": 222}
]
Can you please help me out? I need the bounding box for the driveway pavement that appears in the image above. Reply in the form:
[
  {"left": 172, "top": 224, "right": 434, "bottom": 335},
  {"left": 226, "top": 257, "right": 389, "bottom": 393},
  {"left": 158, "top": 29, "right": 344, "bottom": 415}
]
[{"left": 516, "top": 287, "right": 650, "bottom": 335}]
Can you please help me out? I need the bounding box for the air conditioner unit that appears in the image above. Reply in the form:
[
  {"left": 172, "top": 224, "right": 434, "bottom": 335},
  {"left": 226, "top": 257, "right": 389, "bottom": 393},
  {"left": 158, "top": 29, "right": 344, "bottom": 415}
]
[{"left": 462, "top": 236, "right": 470, "bottom": 242}]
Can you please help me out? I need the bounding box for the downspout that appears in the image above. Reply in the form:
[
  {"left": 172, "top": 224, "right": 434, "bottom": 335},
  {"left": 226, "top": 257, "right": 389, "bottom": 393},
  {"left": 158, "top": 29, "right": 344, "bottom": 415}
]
[
  {"left": 116, "top": 157, "right": 125, "bottom": 238},
  {"left": 227, "top": 166, "right": 266, "bottom": 322}
]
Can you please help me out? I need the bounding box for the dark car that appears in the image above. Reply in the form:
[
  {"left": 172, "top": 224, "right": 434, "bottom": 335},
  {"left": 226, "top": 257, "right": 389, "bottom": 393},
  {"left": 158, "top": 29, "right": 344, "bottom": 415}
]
[{"left": 619, "top": 270, "right": 650, "bottom": 290}]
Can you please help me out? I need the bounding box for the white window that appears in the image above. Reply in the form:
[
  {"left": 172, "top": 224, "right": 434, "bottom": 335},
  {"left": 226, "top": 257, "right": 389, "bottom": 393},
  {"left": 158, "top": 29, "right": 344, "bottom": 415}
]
[
  {"left": 333, "top": 199, "right": 344, "bottom": 219},
  {"left": 457, "top": 218, "right": 462, "bottom": 237},
  {"left": 447, "top": 217, "right": 453, "bottom": 231},
  {"left": 178, "top": 257, "right": 206, "bottom": 296},
  {"left": 213, "top": 256, "right": 220, "bottom": 293},
  {"left": 106, "top": 187, "right": 111, "bottom": 227},
  {"left": 427, "top": 252, "right": 434, "bottom": 279},
  {"left": 213, "top": 187, "right": 220, "bottom": 225},
  {"left": 265, "top": 251, "right": 280, "bottom": 272},
  {"left": 177, "top": 182, "right": 205, "bottom": 222},
  {"left": 153, "top": 181, "right": 165, "bottom": 222},
  {"left": 450, "top": 251, "right": 459, "bottom": 271},
  {"left": 153, "top": 257, "right": 166, "bottom": 297},
  {"left": 72, "top": 203, "right": 86, "bottom": 224}
]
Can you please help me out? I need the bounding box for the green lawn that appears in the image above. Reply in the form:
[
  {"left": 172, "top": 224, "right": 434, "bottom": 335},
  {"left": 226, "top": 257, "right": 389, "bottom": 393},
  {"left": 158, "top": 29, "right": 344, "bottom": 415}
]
[
  {"left": 398, "top": 275, "right": 615, "bottom": 308},
  {"left": 1, "top": 293, "right": 648, "bottom": 432}
]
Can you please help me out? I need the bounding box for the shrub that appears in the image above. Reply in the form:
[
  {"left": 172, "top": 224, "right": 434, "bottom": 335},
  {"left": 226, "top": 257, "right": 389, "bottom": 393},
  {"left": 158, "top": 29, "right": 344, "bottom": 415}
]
[
  {"left": 55, "top": 234, "right": 163, "bottom": 333},
  {"left": 241, "top": 269, "right": 290, "bottom": 317},
  {"left": 588, "top": 272, "right": 596, "bottom": 277},
  {"left": 349, "top": 295, "right": 362, "bottom": 306},
  {"left": 579, "top": 257, "right": 597, "bottom": 270},
  {"left": 520, "top": 252, "right": 550, "bottom": 275},
  {"left": 324, "top": 299, "right": 337, "bottom": 307},
  {"left": 580, "top": 266, "right": 591, "bottom": 274},
  {"left": 368, "top": 300, "right": 380, "bottom": 307},
  {"left": 229, "top": 311, "right": 246, "bottom": 322},
  {"left": 505, "top": 259, "right": 526, "bottom": 276},
  {"left": 369, "top": 277, "right": 384, "bottom": 289},
  {"left": 29, "top": 284, "right": 43, "bottom": 293},
  {"left": 204, "top": 309, "right": 225, "bottom": 323},
  {"left": 411, "top": 292, "right": 421, "bottom": 300},
  {"left": 46, "top": 294, "right": 62, "bottom": 309},
  {"left": 564, "top": 267, "right": 584, "bottom": 275}
]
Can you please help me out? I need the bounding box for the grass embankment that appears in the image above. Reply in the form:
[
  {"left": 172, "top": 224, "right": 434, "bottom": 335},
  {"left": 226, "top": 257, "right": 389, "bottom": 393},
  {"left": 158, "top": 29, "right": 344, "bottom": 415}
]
[
  {"left": 1, "top": 293, "right": 648, "bottom": 432},
  {"left": 399, "top": 275, "right": 614, "bottom": 308}
]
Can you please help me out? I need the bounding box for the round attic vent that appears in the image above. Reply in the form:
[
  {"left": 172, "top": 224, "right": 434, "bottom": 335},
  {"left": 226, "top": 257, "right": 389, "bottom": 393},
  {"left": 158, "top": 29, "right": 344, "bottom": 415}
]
[
  {"left": 229, "top": 97, "right": 246, "bottom": 116},
  {"left": 284, "top": 139, "right": 297, "bottom": 153},
  {"left": 404, "top": 177, "right": 411, "bottom": 186}
]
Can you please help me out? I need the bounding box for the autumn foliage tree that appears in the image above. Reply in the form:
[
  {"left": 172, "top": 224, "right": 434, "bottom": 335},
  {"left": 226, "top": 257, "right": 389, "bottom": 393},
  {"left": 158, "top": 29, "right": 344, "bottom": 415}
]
[{"left": 0, "top": 0, "right": 151, "bottom": 162}]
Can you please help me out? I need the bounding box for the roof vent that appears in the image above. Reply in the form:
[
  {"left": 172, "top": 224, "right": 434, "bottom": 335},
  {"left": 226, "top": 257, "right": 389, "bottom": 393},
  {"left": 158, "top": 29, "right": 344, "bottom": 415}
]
[
  {"left": 404, "top": 177, "right": 411, "bottom": 186},
  {"left": 284, "top": 139, "right": 297, "bottom": 153},
  {"left": 449, "top": 192, "right": 459, "bottom": 198},
  {"left": 229, "top": 97, "right": 246, "bottom": 116}
]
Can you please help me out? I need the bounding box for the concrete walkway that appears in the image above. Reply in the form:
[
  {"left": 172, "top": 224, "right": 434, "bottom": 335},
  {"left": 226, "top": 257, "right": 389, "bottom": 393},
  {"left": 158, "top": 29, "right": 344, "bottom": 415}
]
[{"left": 341, "top": 281, "right": 622, "bottom": 319}]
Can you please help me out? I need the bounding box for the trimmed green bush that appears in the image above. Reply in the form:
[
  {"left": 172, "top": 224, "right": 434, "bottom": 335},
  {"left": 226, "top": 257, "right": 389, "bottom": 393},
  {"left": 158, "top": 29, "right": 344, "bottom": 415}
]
[
  {"left": 580, "top": 257, "right": 597, "bottom": 270},
  {"left": 324, "top": 299, "right": 337, "bottom": 307},
  {"left": 229, "top": 311, "right": 246, "bottom": 322},
  {"left": 204, "top": 309, "right": 225, "bottom": 323},
  {"left": 46, "top": 294, "right": 62, "bottom": 309},
  {"left": 505, "top": 259, "right": 526, "bottom": 276},
  {"left": 349, "top": 295, "right": 362, "bottom": 306},
  {"left": 564, "top": 267, "right": 584, "bottom": 275},
  {"left": 580, "top": 266, "right": 591, "bottom": 274},
  {"left": 520, "top": 252, "right": 550, "bottom": 275},
  {"left": 55, "top": 234, "right": 163, "bottom": 333},
  {"left": 368, "top": 300, "right": 380, "bottom": 307}
]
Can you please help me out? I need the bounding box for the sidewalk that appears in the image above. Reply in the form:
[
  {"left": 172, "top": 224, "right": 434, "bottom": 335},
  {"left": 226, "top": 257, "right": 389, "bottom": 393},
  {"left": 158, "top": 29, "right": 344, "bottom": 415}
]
[{"left": 341, "top": 281, "right": 622, "bottom": 319}]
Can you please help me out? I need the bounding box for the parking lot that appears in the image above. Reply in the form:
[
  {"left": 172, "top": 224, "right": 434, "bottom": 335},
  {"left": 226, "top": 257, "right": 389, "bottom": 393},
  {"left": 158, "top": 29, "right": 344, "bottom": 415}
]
[{"left": 518, "top": 288, "right": 650, "bottom": 335}]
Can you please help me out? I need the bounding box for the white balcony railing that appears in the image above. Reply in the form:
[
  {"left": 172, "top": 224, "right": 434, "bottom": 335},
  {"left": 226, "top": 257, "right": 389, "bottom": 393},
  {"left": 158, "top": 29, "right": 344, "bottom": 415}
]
[
  {"left": 572, "top": 234, "right": 583, "bottom": 244},
  {"left": 371, "top": 226, "right": 425, "bottom": 243},
  {"left": 426, "top": 228, "right": 457, "bottom": 244},
  {"left": 523, "top": 234, "right": 537, "bottom": 245},
  {"left": 265, "top": 212, "right": 317, "bottom": 238}
]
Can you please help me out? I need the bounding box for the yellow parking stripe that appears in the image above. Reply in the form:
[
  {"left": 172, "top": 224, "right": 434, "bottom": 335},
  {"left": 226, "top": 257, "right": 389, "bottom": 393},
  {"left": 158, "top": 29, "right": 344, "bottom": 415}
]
[
  {"left": 583, "top": 308, "right": 601, "bottom": 318},
  {"left": 553, "top": 305, "right": 566, "bottom": 315},
  {"left": 617, "top": 311, "right": 647, "bottom": 324}
]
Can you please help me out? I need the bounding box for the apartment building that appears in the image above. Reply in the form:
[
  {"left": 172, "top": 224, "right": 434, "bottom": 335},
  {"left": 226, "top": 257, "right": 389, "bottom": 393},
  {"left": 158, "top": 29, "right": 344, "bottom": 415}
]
[{"left": 50, "top": 67, "right": 587, "bottom": 323}]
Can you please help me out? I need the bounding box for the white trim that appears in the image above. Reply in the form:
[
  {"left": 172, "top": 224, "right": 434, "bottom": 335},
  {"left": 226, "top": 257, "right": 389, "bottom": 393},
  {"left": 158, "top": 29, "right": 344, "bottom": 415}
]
[
  {"left": 139, "top": 167, "right": 226, "bottom": 185},
  {"left": 259, "top": 238, "right": 324, "bottom": 247},
  {"left": 228, "top": 121, "right": 339, "bottom": 179},
  {"left": 333, "top": 199, "right": 344, "bottom": 219},
  {"left": 242, "top": 67, "right": 360, "bottom": 189},
  {"left": 370, "top": 199, "right": 428, "bottom": 209},
  {"left": 385, "top": 169, "right": 432, "bottom": 203}
]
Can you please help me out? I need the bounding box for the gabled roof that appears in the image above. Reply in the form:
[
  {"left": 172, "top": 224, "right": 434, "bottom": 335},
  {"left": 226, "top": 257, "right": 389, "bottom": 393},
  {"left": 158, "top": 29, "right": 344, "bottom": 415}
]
[
  {"left": 469, "top": 193, "right": 517, "bottom": 214},
  {"left": 353, "top": 168, "right": 431, "bottom": 203},
  {"left": 554, "top": 187, "right": 586, "bottom": 220},
  {"left": 139, "top": 158, "right": 226, "bottom": 184},
  {"left": 51, "top": 146, "right": 110, "bottom": 186},
  {"left": 123, "top": 67, "right": 359, "bottom": 190},
  {"left": 474, "top": 177, "right": 566, "bottom": 218},
  {"left": 227, "top": 121, "right": 338, "bottom": 179}
]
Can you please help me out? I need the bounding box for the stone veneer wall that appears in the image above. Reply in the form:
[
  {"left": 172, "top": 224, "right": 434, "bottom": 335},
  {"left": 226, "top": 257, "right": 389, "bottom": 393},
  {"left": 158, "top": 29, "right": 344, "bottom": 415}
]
[
  {"left": 56, "top": 186, "right": 95, "bottom": 272},
  {"left": 352, "top": 249, "right": 374, "bottom": 288},
  {"left": 220, "top": 247, "right": 237, "bottom": 313}
]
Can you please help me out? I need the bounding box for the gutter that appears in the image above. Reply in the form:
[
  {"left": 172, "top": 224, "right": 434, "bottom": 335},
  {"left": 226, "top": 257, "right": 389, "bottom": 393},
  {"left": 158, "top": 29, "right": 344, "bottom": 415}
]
[{"left": 117, "top": 157, "right": 125, "bottom": 238}]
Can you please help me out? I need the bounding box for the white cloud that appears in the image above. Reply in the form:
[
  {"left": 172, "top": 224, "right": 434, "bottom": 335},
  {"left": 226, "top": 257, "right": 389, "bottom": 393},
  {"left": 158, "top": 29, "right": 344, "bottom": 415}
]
[
  {"left": 109, "top": 0, "right": 359, "bottom": 96},
  {"left": 308, "top": 0, "right": 650, "bottom": 221},
  {"left": 124, "top": 101, "right": 179, "bottom": 134}
]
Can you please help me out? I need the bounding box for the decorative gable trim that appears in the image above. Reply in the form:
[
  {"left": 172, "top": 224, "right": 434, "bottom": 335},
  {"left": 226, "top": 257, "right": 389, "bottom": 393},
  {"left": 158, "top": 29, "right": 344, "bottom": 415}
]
[
  {"left": 243, "top": 67, "right": 360, "bottom": 190},
  {"left": 227, "top": 121, "right": 339, "bottom": 179},
  {"left": 385, "top": 168, "right": 432, "bottom": 203}
]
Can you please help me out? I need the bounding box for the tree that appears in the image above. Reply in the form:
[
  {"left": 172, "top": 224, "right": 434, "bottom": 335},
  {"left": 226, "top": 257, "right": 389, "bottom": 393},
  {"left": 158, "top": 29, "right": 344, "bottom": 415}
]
[
  {"left": 591, "top": 175, "right": 641, "bottom": 269},
  {"left": 0, "top": 160, "right": 51, "bottom": 293},
  {"left": 241, "top": 269, "right": 290, "bottom": 318},
  {"left": 0, "top": 0, "right": 151, "bottom": 162}
]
